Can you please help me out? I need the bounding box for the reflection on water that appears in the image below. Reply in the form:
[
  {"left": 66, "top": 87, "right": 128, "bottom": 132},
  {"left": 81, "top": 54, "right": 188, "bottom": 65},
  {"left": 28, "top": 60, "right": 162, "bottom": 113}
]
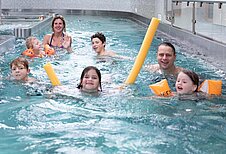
[{"left": 0, "top": 15, "right": 226, "bottom": 153}]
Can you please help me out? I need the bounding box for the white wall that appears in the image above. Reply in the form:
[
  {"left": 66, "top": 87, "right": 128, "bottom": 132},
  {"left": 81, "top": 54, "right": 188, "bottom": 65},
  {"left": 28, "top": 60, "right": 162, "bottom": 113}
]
[{"left": 1, "top": 0, "right": 157, "bottom": 19}]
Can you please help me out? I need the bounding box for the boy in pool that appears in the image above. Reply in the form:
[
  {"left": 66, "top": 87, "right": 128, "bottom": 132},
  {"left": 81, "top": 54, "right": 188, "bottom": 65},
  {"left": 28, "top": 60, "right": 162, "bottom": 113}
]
[
  {"left": 91, "top": 32, "right": 115, "bottom": 56},
  {"left": 91, "top": 32, "right": 132, "bottom": 60},
  {"left": 10, "top": 57, "right": 36, "bottom": 83}
]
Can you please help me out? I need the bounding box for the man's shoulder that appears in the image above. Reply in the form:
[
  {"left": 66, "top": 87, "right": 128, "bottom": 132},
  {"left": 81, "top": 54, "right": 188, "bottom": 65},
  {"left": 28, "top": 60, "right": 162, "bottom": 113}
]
[{"left": 144, "top": 64, "right": 160, "bottom": 72}]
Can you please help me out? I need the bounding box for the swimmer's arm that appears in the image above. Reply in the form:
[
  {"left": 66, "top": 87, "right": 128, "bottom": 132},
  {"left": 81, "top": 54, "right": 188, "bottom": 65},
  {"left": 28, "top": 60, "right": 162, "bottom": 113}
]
[
  {"left": 114, "top": 54, "right": 133, "bottom": 60},
  {"left": 63, "top": 35, "right": 72, "bottom": 53},
  {"left": 107, "top": 50, "right": 132, "bottom": 60},
  {"left": 150, "top": 92, "right": 175, "bottom": 99},
  {"left": 45, "top": 85, "right": 82, "bottom": 100}
]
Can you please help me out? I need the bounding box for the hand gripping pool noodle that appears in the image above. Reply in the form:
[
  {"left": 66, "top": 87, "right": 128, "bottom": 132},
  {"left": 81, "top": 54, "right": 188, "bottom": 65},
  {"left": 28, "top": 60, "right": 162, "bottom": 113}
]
[
  {"left": 43, "top": 63, "right": 61, "bottom": 86},
  {"left": 125, "top": 17, "right": 160, "bottom": 84}
]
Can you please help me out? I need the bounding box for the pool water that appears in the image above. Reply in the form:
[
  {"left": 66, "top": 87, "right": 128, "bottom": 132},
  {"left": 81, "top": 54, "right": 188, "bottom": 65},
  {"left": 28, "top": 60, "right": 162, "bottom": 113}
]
[{"left": 0, "top": 15, "right": 226, "bottom": 154}]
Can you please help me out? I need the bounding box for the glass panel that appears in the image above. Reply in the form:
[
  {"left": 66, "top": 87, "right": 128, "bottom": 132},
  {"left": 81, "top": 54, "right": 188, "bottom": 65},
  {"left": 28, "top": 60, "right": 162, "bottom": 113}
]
[
  {"left": 165, "top": 0, "right": 173, "bottom": 22},
  {"left": 173, "top": 2, "right": 193, "bottom": 31},
  {"left": 196, "top": 2, "right": 226, "bottom": 43}
]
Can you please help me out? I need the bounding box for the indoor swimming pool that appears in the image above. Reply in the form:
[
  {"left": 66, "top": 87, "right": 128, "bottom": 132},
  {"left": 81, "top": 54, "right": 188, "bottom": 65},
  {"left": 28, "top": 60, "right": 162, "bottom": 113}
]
[{"left": 0, "top": 14, "right": 226, "bottom": 153}]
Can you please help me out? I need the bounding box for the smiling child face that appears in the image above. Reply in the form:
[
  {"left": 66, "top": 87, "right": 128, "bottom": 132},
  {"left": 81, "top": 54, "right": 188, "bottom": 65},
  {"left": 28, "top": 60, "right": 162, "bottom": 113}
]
[
  {"left": 81, "top": 69, "right": 100, "bottom": 92},
  {"left": 175, "top": 72, "right": 197, "bottom": 94}
]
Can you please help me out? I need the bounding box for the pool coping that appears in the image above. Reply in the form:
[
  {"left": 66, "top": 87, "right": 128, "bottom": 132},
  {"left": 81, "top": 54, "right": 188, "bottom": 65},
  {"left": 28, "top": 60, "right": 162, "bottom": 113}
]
[
  {"left": 14, "top": 15, "right": 52, "bottom": 38},
  {"left": 0, "top": 35, "right": 15, "bottom": 55},
  {"left": 0, "top": 15, "right": 52, "bottom": 54},
  {"left": 0, "top": 10, "right": 225, "bottom": 73}
]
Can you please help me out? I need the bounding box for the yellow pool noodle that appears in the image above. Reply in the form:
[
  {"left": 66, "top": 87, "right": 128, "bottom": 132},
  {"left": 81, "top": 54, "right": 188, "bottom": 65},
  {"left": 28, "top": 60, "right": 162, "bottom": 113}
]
[
  {"left": 125, "top": 17, "right": 160, "bottom": 84},
  {"left": 43, "top": 63, "right": 61, "bottom": 86}
]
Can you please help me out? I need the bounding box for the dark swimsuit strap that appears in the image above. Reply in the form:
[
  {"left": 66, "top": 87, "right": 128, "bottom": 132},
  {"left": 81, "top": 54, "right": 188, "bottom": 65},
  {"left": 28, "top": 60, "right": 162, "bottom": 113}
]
[
  {"left": 49, "top": 33, "right": 65, "bottom": 48},
  {"left": 49, "top": 34, "right": 54, "bottom": 47}
]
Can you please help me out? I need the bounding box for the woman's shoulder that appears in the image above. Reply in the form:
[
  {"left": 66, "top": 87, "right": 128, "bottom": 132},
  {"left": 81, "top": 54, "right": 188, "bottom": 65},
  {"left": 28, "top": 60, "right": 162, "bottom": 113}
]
[
  {"left": 43, "top": 34, "right": 52, "bottom": 40},
  {"left": 43, "top": 34, "right": 52, "bottom": 45}
]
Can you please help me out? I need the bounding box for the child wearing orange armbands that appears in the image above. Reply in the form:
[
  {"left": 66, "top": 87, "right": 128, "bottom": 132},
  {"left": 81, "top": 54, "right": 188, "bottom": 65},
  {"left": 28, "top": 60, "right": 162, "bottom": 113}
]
[
  {"left": 22, "top": 37, "right": 45, "bottom": 58},
  {"left": 176, "top": 70, "right": 222, "bottom": 96},
  {"left": 150, "top": 70, "right": 222, "bottom": 99},
  {"left": 150, "top": 70, "right": 199, "bottom": 96},
  {"left": 21, "top": 36, "right": 55, "bottom": 58},
  {"left": 150, "top": 70, "right": 202, "bottom": 100}
]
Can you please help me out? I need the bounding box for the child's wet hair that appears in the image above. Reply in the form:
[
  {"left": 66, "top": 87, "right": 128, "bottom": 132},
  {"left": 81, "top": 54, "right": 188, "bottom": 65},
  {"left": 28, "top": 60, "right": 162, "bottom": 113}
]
[
  {"left": 10, "top": 57, "right": 29, "bottom": 70},
  {"left": 91, "top": 32, "right": 106, "bottom": 44},
  {"left": 181, "top": 69, "right": 199, "bottom": 92},
  {"left": 25, "top": 36, "right": 36, "bottom": 49}
]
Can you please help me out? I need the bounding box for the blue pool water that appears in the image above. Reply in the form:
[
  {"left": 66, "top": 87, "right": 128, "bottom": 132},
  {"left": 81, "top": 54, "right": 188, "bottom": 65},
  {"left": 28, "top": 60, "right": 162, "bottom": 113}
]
[{"left": 0, "top": 15, "right": 226, "bottom": 154}]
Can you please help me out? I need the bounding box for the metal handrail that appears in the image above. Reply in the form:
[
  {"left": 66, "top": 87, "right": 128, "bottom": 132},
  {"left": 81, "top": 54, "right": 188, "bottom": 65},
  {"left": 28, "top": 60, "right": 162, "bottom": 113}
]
[
  {"left": 170, "top": 0, "right": 226, "bottom": 34},
  {"left": 172, "top": 0, "right": 226, "bottom": 3}
]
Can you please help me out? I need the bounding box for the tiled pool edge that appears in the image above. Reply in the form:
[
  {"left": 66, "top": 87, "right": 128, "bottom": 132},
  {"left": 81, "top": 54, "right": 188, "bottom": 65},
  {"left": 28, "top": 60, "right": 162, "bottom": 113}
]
[
  {"left": 0, "top": 16, "right": 52, "bottom": 54},
  {"left": 14, "top": 16, "right": 52, "bottom": 38},
  {"left": 0, "top": 35, "right": 15, "bottom": 54}
]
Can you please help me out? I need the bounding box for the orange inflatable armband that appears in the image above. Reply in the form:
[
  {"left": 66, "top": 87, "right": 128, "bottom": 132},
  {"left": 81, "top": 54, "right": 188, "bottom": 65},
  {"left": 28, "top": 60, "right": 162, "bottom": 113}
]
[
  {"left": 44, "top": 44, "right": 55, "bottom": 56},
  {"left": 198, "top": 80, "right": 222, "bottom": 95},
  {"left": 22, "top": 49, "right": 35, "bottom": 58},
  {"left": 149, "top": 79, "right": 172, "bottom": 96}
]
